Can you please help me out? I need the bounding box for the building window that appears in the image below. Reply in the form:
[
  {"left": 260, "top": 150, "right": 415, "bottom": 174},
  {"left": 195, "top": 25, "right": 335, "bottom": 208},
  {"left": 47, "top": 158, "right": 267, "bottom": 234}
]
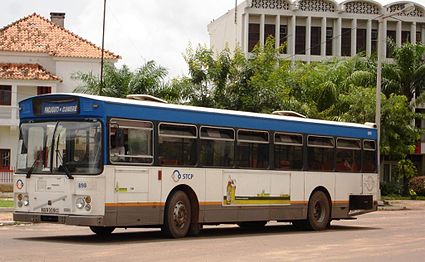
[
  {"left": 0, "top": 85, "right": 12, "bottom": 106},
  {"left": 310, "top": 27, "right": 321, "bottom": 55},
  {"left": 402, "top": 31, "right": 410, "bottom": 44},
  {"left": 0, "top": 149, "right": 11, "bottom": 171},
  {"left": 386, "top": 30, "right": 396, "bottom": 58},
  {"left": 356, "top": 28, "right": 367, "bottom": 54},
  {"left": 37, "top": 86, "right": 52, "bottom": 95},
  {"left": 371, "top": 29, "right": 378, "bottom": 54},
  {"left": 248, "top": 23, "right": 260, "bottom": 52},
  {"left": 295, "top": 26, "right": 306, "bottom": 55},
  {"left": 326, "top": 27, "right": 333, "bottom": 56},
  {"left": 279, "top": 25, "right": 288, "bottom": 53},
  {"left": 341, "top": 28, "right": 352, "bottom": 56},
  {"left": 265, "top": 24, "right": 275, "bottom": 42},
  {"left": 416, "top": 31, "right": 422, "bottom": 44}
]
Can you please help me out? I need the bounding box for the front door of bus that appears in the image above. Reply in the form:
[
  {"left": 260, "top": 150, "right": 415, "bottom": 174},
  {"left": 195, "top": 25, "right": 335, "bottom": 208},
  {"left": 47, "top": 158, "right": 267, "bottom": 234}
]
[{"left": 114, "top": 167, "right": 160, "bottom": 225}]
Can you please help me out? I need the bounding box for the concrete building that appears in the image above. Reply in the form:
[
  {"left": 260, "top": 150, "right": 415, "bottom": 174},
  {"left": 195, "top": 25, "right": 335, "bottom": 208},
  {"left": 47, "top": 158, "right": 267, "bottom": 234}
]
[
  {"left": 0, "top": 13, "right": 120, "bottom": 172},
  {"left": 208, "top": 0, "right": 425, "bottom": 62}
]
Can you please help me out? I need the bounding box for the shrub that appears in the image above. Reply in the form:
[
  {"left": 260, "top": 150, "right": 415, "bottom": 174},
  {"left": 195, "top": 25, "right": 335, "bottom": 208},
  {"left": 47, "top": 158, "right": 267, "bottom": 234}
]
[
  {"left": 381, "top": 180, "right": 403, "bottom": 196},
  {"left": 408, "top": 176, "right": 425, "bottom": 196}
]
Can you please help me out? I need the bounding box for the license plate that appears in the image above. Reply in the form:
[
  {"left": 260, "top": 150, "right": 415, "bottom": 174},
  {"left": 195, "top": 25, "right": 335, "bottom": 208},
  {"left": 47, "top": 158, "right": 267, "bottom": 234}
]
[{"left": 41, "top": 207, "right": 60, "bottom": 214}]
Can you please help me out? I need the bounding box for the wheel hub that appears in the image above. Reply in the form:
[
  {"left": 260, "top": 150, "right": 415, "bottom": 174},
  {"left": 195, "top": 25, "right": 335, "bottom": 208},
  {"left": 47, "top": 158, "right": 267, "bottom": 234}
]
[{"left": 173, "top": 201, "right": 187, "bottom": 229}]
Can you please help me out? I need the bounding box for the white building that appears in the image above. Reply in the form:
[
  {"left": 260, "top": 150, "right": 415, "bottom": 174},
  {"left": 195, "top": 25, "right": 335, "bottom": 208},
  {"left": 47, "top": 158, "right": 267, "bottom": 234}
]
[
  {"left": 208, "top": 0, "right": 425, "bottom": 62},
  {"left": 0, "top": 13, "right": 120, "bottom": 172}
]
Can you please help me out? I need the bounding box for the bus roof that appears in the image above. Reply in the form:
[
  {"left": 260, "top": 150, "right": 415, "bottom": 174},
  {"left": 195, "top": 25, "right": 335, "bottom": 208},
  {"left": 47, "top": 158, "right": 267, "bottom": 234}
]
[{"left": 20, "top": 93, "right": 377, "bottom": 139}]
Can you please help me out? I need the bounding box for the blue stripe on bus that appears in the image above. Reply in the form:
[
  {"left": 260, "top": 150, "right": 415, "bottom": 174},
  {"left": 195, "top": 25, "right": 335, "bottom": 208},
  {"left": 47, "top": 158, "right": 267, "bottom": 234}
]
[{"left": 19, "top": 95, "right": 377, "bottom": 140}]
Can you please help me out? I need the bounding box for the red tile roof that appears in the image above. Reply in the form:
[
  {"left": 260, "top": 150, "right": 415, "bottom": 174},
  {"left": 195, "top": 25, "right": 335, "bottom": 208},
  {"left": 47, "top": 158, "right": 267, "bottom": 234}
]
[
  {"left": 0, "top": 13, "right": 120, "bottom": 60},
  {"left": 0, "top": 63, "right": 61, "bottom": 81}
]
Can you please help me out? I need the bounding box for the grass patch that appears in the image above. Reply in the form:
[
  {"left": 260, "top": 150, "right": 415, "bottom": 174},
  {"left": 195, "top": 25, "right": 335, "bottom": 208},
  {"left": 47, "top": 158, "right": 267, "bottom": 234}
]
[
  {"left": 0, "top": 199, "right": 13, "bottom": 208},
  {"left": 382, "top": 195, "right": 425, "bottom": 201}
]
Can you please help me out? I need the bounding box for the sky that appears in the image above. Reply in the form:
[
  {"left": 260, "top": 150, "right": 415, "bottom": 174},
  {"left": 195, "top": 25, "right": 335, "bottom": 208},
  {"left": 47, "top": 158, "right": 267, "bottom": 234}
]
[{"left": 1, "top": 0, "right": 425, "bottom": 78}]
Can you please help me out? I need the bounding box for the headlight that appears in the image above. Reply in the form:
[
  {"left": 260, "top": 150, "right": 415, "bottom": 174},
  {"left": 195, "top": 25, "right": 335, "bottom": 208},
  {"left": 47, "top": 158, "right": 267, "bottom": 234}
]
[
  {"left": 85, "top": 204, "right": 92, "bottom": 211},
  {"left": 17, "top": 194, "right": 23, "bottom": 201},
  {"left": 17, "top": 201, "right": 23, "bottom": 208},
  {"left": 76, "top": 198, "right": 85, "bottom": 209},
  {"left": 23, "top": 195, "right": 30, "bottom": 206},
  {"left": 85, "top": 196, "right": 92, "bottom": 204}
]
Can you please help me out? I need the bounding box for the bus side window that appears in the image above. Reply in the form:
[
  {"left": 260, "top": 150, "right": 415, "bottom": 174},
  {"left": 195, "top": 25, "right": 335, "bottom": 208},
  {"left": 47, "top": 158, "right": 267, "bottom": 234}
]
[
  {"left": 158, "top": 123, "right": 197, "bottom": 166},
  {"left": 363, "top": 140, "right": 377, "bottom": 173},
  {"left": 307, "top": 136, "right": 334, "bottom": 172},
  {"left": 336, "top": 138, "right": 361, "bottom": 172},
  {"left": 109, "top": 119, "right": 154, "bottom": 165},
  {"left": 236, "top": 129, "right": 269, "bottom": 169}
]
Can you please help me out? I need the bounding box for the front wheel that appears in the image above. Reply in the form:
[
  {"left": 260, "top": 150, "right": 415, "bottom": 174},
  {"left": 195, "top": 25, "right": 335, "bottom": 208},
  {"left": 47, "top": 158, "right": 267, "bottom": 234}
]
[
  {"left": 306, "top": 191, "right": 331, "bottom": 231},
  {"left": 162, "top": 191, "right": 192, "bottom": 238},
  {"left": 90, "top": 226, "right": 115, "bottom": 236}
]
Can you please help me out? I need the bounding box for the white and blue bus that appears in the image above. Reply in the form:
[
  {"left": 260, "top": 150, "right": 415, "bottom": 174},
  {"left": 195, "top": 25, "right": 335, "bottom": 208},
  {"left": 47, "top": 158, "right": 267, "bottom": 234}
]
[{"left": 13, "top": 94, "right": 378, "bottom": 238}]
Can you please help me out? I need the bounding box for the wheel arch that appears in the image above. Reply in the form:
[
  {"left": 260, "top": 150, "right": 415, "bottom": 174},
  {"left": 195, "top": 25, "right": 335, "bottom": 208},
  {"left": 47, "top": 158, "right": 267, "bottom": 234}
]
[{"left": 164, "top": 185, "right": 200, "bottom": 225}]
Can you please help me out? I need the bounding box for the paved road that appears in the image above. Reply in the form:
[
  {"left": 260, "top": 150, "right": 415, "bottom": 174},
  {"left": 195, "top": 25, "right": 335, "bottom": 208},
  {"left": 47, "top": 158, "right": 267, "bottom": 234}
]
[{"left": 1, "top": 203, "right": 424, "bottom": 262}]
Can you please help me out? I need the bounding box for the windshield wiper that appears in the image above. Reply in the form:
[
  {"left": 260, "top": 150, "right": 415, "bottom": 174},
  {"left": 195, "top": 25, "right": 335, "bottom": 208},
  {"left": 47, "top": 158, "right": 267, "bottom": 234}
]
[
  {"left": 56, "top": 149, "right": 74, "bottom": 180},
  {"left": 26, "top": 150, "right": 43, "bottom": 179}
]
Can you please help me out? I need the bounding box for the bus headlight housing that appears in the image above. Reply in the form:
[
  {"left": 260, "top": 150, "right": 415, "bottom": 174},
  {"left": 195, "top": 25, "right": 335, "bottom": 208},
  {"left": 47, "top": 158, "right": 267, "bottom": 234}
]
[{"left": 76, "top": 197, "right": 85, "bottom": 209}]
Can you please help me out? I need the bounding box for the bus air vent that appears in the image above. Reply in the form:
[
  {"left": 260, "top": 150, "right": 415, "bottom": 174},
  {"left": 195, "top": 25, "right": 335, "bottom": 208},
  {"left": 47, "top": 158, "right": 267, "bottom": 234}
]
[
  {"left": 272, "top": 111, "right": 307, "bottom": 118},
  {"left": 126, "top": 94, "right": 168, "bottom": 104}
]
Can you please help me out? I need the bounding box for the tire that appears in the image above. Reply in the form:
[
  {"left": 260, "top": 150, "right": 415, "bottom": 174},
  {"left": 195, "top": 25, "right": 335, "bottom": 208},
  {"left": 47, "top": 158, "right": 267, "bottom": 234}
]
[
  {"left": 238, "top": 221, "right": 267, "bottom": 230},
  {"left": 163, "top": 191, "right": 192, "bottom": 238},
  {"left": 90, "top": 226, "right": 115, "bottom": 236},
  {"left": 306, "top": 190, "right": 331, "bottom": 231},
  {"left": 188, "top": 223, "right": 203, "bottom": 236}
]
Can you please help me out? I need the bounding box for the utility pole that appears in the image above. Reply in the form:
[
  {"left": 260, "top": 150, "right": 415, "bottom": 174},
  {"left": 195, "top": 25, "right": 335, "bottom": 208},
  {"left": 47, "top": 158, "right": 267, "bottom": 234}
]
[{"left": 100, "top": 0, "right": 107, "bottom": 96}]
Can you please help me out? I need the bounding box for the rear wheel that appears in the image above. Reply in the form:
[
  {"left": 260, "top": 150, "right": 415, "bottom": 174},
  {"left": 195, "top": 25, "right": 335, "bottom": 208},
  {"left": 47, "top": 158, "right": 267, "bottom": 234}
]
[
  {"left": 90, "top": 226, "right": 115, "bottom": 236},
  {"left": 306, "top": 191, "right": 331, "bottom": 231},
  {"left": 162, "top": 191, "right": 191, "bottom": 238}
]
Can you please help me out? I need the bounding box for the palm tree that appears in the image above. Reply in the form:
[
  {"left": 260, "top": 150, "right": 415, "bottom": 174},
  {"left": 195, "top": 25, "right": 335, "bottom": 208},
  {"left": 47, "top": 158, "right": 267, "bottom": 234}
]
[
  {"left": 73, "top": 61, "right": 170, "bottom": 99},
  {"left": 383, "top": 43, "right": 425, "bottom": 101}
]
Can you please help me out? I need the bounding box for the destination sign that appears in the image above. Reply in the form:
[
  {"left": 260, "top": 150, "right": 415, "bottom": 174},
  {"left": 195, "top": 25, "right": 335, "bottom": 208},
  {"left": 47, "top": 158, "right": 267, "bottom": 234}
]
[{"left": 41, "top": 101, "right": 79, "bottom": 115}]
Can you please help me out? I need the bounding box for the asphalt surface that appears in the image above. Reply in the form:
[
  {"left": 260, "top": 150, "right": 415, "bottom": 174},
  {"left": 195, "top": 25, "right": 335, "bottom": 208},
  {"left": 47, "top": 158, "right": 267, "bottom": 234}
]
[{"left": 0, "top": 201, "right": 424, "bottom": 262}]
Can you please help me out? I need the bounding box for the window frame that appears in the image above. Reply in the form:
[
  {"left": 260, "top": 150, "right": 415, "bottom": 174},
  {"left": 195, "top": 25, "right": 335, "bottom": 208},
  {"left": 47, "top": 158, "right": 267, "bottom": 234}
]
[
  {"left": 237, "top": 129, "right": 269, "bottom": 144},
  {"left": 158, "top": 122, "right": 197, "bottom": 139},
  {"left": 336, "top": 138, "right": 361, "bottom": 150},
  {"left": 109, "top": 118, "right": 154, "bottom": 166},
  {"left": 200, "top": 126, "right": 235, "bottom": 142},
  {"left": 307, "top": 135, "right": 335, "bottom": 148},
  {"left": 274, "top": 132, "right": 303, "bottom": 146}
]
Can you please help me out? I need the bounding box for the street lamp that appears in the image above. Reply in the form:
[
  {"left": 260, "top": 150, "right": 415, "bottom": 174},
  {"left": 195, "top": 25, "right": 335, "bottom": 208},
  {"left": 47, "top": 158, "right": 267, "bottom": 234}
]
[{"left": 375, "top": 3, "right": 415, "bottom": 191}]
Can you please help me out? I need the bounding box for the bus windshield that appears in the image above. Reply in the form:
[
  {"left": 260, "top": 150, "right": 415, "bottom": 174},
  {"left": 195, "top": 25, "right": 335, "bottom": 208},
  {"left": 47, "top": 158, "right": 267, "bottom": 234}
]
[{"left": 16, "top": 121, "right": 102, "bottom": 175}]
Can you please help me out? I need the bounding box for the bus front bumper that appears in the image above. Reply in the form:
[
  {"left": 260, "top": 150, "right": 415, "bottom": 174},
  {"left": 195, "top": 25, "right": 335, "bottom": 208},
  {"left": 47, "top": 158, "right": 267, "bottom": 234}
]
[{"left": 13, "top": 212, "right": 105, "bottom": 226}]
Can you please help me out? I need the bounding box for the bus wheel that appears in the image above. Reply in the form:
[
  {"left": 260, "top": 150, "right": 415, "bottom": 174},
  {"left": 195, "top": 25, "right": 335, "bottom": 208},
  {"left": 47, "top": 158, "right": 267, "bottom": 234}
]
[
  {"left": 163, "top": 191, "right": 191, "bottom": 238},
  {"left": 307, "top": 191, "right": 331, "bottom": 231},
  {"left": 238, "top": 221, "right": 267, "bottom": 230},
  {"left": 90, "top": 226, "right": 115, "bottom": 236}
]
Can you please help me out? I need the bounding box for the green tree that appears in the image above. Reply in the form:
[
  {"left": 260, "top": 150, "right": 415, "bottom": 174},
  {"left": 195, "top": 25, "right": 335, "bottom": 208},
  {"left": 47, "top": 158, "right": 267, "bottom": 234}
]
[
  {"left": 383, "top": 42, "right": 425, "bottom": 101},
  {"left": 73, "top": 61, "right": 181, "bottom": 101}
]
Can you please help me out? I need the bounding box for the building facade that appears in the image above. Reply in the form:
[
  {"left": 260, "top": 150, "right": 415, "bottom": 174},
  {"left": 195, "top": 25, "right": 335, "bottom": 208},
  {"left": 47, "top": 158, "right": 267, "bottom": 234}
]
[
  {"left": 209, "top": 0, "right": 425, "bottom": 62},
  {"left": 0, "top": 13, "right": 120, "bottom": 172}
]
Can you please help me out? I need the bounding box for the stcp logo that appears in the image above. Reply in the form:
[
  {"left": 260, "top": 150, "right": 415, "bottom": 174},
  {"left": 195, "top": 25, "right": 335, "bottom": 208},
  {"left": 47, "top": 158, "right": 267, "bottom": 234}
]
[
  {"left": 171, "top": 170, "right": 181, "bottom": 183},
  {"left": 171, "top": 170, "right": 193, "bottom": 183}
]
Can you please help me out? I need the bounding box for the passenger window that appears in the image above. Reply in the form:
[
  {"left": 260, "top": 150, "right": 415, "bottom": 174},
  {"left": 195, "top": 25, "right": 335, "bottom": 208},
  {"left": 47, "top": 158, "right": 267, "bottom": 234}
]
[
  {"left": 307, "top": 136, "right": 334, "bottom": 171},
  {"left": 363, "top": 140, "right": 377, "bottom": 173},
  {"left": 200, "top": 127, "right": 234, "bottom": 167},
  {"left": 158, "top": 123, "right": 197, "bottom": 166},
  {"left": 236, "top": 129, "right": 269, "bottom": 169},
  {"left": 109, "top": 119, "right": 153, "bottom": 165},
  {"left": 336, "top": 138, "right": 361, "bottom": 172},
  {"left": 274, "top": 133, "right": 303, "bottom": 170}
]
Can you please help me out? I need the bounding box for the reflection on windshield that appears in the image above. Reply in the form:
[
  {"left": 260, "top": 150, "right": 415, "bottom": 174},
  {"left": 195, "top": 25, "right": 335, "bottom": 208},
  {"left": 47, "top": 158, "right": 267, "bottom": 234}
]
[{"left": 16, "top": 121, "right": 102, "bottom": 175}]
